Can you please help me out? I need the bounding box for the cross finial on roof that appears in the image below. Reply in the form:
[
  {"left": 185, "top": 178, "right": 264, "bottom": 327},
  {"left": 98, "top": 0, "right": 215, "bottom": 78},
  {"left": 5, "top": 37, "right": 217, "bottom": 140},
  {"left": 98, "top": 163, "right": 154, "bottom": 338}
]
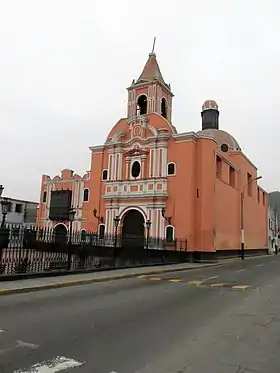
[{"left": 151, "top": 37, "right": 156, "bottom": 54}]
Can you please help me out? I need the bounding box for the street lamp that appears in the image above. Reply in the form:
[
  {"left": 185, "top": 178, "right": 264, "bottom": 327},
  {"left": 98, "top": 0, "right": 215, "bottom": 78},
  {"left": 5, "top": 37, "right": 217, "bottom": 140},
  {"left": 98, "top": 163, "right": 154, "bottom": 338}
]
[
  {"left": 114, "top": 215, "right": 120, "bottom": 248},
  {"left": 145, "top": 220, "right": 151, "bottom": 250},
  {"left": 241, "top": 176, "right": 262, "bottom": 260},
  {"left": 67, "top": 207, "right": 76, "bottom": 270},
  {"left": 0, "top": 185, "right": 4, "bottom": 197},
  {"left": 68, "top": 208, "right": 76, "bottom": 244},
  {"left": 1, "top": 198, "right": 11, "bottom": 228}
]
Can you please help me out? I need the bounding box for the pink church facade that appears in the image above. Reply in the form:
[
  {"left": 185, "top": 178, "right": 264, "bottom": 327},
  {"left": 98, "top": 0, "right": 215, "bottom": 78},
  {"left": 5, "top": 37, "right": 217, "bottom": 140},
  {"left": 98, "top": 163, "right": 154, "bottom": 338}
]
[{"left": 37, "top": 50, "right": 268, "bottom": 257}]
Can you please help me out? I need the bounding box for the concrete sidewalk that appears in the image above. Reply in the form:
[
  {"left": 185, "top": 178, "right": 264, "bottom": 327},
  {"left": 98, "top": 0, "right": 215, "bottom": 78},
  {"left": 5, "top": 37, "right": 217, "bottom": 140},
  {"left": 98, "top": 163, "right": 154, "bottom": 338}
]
[{"left": 0, "top": 262, "right": 220, "bottom": 296}]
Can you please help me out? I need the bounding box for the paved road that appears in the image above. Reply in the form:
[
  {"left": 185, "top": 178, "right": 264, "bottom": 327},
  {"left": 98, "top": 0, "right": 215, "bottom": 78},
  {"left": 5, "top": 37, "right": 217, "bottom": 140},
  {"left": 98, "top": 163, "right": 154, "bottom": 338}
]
[{"left": 1, "top": 255, "right": 280, "bottom": 372}]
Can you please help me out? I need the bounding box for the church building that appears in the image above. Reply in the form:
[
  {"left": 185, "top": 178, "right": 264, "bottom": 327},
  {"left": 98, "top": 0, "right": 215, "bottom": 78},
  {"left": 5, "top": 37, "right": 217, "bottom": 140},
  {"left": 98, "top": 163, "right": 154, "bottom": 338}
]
[{"left": 37, "top": 49, "right": 268, "bottom": 256}]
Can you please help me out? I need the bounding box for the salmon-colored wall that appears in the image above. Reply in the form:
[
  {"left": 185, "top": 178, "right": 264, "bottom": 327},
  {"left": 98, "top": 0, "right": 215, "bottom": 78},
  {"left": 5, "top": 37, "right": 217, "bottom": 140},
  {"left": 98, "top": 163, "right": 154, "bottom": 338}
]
[
  {"left": 166, "top": 138, "right": 196, "bottom": 249},
  {"left": 83, "top": 151, "right": 107, "bottom": 231},
  {"left": 195, "top": 139, "right": 217, "bottom": 251},
  {"left": 213, "top": 147, "right": 268, "bottom": 251}
]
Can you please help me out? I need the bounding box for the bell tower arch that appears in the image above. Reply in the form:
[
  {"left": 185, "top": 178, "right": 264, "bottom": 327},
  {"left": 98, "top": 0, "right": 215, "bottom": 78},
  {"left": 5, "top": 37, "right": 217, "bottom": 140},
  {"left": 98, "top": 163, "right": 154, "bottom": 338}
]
[{"left": 127, "top": 40, "right": 174, "bottom": 122}]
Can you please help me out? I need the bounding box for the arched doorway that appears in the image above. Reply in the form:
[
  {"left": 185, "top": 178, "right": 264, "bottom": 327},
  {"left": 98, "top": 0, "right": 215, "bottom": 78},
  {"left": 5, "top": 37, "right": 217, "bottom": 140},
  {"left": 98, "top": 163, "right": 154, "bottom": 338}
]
[
  {"left": 53, "top": 224, "right": 68, "bottom": 244},
  {"left": 122, "top": 209, "right": 145, "bottom": 249}
]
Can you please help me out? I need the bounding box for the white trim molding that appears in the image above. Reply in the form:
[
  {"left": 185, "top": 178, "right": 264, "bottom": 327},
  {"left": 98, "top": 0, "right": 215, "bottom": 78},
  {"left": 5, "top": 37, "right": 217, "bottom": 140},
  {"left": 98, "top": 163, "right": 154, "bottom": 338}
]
[{"left": 53, "top": 222, "right": 68, "bottom": 231}]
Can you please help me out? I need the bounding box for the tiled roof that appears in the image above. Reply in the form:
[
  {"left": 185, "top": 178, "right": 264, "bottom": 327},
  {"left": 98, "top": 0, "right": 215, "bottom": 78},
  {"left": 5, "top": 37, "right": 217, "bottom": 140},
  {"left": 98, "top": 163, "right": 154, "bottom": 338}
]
[
  {"left": 196, "top": 129, "right": 241, "bottom": 151},
  {"left": 136, "top": 53, "right": 167, "bottom": 86}
]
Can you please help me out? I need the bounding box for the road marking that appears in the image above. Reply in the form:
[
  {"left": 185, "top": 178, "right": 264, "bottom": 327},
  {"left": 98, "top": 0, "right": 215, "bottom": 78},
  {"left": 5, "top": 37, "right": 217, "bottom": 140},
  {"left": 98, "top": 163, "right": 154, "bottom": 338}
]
[
  {"left": 137, "top": 275, "right": 147, "bottom": 279},
  {"left": 188, "top": 280, "right": 203, "bottom": 285},
  {"left": 0, "top": 329, "right": 6, "bottom": 334},
  {"left": 210, "top": 283, "right": 226, "bottom": 287},
  {"left": 256, "top": 264, "right": 264, "bottom": 267},
  {"left": 14, "top": 356, "right": 84, "bottom": 372},
  {"left": 16, "top": 340, "right": 39, "bottom": 349},
  {"left": 169, "top": 279, "right": 182, "bottom": 283},
  {"left": 149, "top": 277, "right": 162, "bottom": 281},
  {"left": 232, "top": 285, "right": 250, "bottom": 290},
  {"left": 202, "top": 275, "right": 218, "bottom": 281},
  {"left": 236, "top": 269, "right": 245, "bottom": 273}
]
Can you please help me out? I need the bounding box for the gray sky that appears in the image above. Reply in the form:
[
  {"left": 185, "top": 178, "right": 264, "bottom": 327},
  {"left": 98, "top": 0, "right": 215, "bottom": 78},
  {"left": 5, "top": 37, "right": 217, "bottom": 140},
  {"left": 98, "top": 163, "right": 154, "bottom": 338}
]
[{"left": 0, "top": 0, "right": 279, "bottom": 201}]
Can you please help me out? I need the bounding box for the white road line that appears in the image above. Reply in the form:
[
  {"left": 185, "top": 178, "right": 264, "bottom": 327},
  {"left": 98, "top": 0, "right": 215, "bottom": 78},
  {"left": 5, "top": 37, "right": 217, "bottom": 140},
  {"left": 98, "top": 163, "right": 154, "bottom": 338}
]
[
  {"left": 0, "top": 329, "right": 6, "bottom": 334},
  {"left": 203, "top": 276, "right": 218, "bottom": 281},
  {"left": 236, "top": 269, "right": 245, "bottom": 273},
  {"left": 256, "top": 264, "right": 264, "bottom": 267},
  {"left": 16, "top": 340, "right": 39, "bottom": 349},
  {"left": 14, "top": 356, "right": 84, "bottom": 372}
]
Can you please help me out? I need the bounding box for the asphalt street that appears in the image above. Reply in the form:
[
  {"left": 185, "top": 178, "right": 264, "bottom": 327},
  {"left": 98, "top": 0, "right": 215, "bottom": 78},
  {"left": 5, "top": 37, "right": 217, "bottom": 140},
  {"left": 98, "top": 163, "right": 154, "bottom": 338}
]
[{"left": 1, "top": 255, "right": 280, "bottom": 373}]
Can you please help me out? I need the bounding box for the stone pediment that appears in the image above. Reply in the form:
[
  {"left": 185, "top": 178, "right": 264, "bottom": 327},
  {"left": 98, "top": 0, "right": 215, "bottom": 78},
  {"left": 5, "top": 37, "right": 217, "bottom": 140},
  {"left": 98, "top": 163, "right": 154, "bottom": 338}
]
[{"left": 124, "top": 145, "right": 149, "bottom": 157}]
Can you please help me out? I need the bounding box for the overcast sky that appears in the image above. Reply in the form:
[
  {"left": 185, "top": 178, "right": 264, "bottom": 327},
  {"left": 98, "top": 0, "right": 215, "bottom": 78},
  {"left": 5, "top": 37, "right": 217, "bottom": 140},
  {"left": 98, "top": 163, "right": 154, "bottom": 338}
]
[{"left": 0, "top": 0, "right": 279, "bottom": 201}]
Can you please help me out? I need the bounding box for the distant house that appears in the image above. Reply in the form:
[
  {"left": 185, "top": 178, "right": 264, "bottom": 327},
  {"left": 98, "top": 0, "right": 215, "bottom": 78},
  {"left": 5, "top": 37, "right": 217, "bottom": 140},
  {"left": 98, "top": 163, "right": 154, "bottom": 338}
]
[{"left": 0, "top": 197, "right": 38, "bottom": 228}]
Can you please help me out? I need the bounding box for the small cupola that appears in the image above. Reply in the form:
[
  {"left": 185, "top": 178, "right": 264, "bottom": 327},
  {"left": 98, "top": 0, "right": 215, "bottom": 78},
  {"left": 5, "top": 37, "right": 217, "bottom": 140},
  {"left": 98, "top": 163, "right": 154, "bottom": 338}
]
[{"left": 201, "top": 100, "right": 219, "bottom": 130}]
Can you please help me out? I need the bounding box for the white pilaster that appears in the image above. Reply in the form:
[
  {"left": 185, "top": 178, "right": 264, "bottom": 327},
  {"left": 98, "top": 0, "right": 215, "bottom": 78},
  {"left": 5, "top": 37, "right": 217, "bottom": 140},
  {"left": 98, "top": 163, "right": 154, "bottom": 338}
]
[
  {"left": 153, "top": 148, "right": 157, "bottom": 177},
  {"left": 113, "top": 154, "right": 117, "bottom": 180},
  {"left": 162, "top": 148, "right": 167, "bottom": 177},
  {"left": 118, "top": 153, "right": 122, "bottom": 180},
  {"left": 105, "top": 209, "right": 109, "bottom": 234},
  {"left": 149, "top": 150, "right": 153, "bottom": 177},
  {"left": 108, "top": 154, "right": 112, "bottom": 180}
]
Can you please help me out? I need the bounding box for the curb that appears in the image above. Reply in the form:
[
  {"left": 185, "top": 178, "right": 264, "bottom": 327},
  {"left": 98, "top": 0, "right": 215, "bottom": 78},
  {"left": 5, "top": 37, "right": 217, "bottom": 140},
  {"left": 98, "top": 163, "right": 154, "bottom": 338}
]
[
  {"left": 0, "top": 263, "right": 221, "bottom": 296},
  {"left": 221, "top": 254, "right": 272, "bottom": 265}
]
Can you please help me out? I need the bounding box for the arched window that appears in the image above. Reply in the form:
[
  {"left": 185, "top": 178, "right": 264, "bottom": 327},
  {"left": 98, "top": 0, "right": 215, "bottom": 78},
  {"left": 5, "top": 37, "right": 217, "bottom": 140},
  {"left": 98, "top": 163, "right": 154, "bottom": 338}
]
[
  {"left": 42, "top": 191, "right": 47, "bottom": 203},
  {"left": 83, "top": 188, "right": 89, "bottom": 202},
  {"left": 167, "top": 162, "right": 176, "bottom": 176},
  {"left": 166, "top": 226, "right": 174, "bottom": 243},
  {"left": 99, "top": 224, "right": 105, "bottom": 239},
  {"left": 131, "top": 161, "right": 141, "bottom": 178},
  {"left": 102, "top": 169, "right": 108, "bottom": 180},
  {"left": 161, "top": 98, "right": 167, "bottom": 118},
  {"left": 137, "top": 95, "right": 147, "bottom": 115}
]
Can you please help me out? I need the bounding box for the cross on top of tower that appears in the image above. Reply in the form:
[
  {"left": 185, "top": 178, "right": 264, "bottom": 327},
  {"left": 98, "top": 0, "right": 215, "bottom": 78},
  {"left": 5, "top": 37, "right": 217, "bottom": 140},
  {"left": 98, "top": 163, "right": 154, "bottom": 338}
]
[{"left": 151, "top": 36, "right": 156, "bottom": 55}]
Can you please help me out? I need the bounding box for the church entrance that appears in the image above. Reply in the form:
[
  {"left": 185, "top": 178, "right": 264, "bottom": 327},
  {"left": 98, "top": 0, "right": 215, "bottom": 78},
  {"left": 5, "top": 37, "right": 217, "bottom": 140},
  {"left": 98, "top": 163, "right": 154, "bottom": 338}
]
[
  {"left": 53, "top": 224, "right": 68, "bottom": 244},
  {"left": 122, "top": 209, "right": 145, "bottom": 249}
]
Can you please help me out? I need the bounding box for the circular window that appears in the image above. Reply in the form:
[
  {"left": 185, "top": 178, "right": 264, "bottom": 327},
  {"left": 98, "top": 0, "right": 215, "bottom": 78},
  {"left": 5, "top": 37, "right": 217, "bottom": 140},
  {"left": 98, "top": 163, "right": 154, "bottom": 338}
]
[{"left": 131, "top": 161, "right": 141, "bottom": 178}]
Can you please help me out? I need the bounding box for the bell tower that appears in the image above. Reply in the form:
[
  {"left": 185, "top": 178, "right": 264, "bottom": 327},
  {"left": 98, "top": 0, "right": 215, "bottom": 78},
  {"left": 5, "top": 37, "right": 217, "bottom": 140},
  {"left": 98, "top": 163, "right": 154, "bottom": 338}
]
[{"left": 127, "top": 38, "right": 174, "bottom": 122}]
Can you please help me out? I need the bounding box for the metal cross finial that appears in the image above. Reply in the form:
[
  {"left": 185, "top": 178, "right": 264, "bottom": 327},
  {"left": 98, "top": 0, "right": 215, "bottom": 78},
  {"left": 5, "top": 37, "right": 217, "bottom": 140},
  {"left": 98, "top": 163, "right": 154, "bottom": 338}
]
[{"left": 152, "top": 37, "right": 156, "bottom": 54}]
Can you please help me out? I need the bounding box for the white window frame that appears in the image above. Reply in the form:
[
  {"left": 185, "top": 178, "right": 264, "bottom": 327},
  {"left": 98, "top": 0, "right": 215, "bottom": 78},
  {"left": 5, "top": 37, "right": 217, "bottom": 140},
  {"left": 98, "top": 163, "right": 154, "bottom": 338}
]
[
  {"left": 83, "top": 188, "right": 90, "bottom": 202},
  {"left": 130, "top": 159, "right": 142, "bottom": 180},
  {"left": 102, "top": 169, "right": 108, "bottom": 181},
  {"left": 167, "top": 162, "right": 176, "bottom": 176},
  {"left": 165, "top": 225, "right": 175, "bottom": 241}
]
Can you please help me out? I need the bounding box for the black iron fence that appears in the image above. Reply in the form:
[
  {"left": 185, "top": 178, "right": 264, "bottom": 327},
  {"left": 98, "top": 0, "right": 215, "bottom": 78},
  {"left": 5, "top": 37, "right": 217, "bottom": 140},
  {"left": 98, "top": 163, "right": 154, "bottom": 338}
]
[{"left": 0, "top": 225, "right": 188, "bottom": 276}]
